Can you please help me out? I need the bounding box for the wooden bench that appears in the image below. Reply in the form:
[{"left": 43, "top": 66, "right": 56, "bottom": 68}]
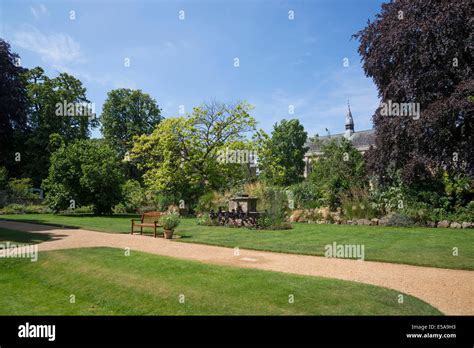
[{"left": 131, "top": 212, "right": 162, "bottom": 238}]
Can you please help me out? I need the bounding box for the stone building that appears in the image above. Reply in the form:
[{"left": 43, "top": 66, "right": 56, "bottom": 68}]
[{"left": 303, "top": 103, "right": 375, "bottom": 177}]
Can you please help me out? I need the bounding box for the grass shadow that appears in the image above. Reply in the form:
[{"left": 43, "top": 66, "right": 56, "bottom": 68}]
[
  {"left": 0, "top": 227, "right": 62, "bottom": 245},
  {"left": 0, "top": 218, "right": 82, "bottom": 230}
]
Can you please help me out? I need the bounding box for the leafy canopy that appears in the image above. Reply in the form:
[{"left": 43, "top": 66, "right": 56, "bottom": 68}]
[
  {"left": 354, "top": 0, "right": 473, "bottom": 185},
  {"left": 22, "top": 67, "right": 97, "bottom": 184},
  {"left": 100, "top": 88, "right": 162, "bottom": 157},
  {"left": 256, "top": 119, "right": 308, "bottom": 186},
  {"left": 130, "top": 101, "right": 256, "bottom": 205},
  {"left": 42, "top": 139, "right": 124, "bottom": 214},
  {"left": 0, "top": 39, "right": 28, "bottom": 177}
]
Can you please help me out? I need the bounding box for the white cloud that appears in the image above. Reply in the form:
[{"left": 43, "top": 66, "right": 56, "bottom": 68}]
[
  {"left": 11, "top": 24, "right": 137, "bottom": 91},
  {"left": 13, "top": 25, "right": 83, "bottom": 65},
  {"left": 30, "top": 4, "right": 48, "bottom": 19}
]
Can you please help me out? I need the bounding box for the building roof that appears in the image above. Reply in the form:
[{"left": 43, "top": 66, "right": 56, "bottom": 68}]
[{"left": 306, "top": 129, "right": 375, "bottom": 155}]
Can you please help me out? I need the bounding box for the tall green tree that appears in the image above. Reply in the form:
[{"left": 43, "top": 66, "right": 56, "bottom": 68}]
[
  {"left": 22, "top": 67, "right": 97, "bottom": 185},
  {"left": 42, "top": 139, "right": 124, "bottom": 215},
  {"left": 354, "top": 0, "right": 473, "bottom": 186},
  {"left": 130, "top": 101, "right": 256, "bottom": 204},
  {"left": 0, "top": 39, "right": 28, "bottom": 177},
  {"left": 256, "top": 119, "right": 308, "bottom": 186},
  {"left": 100, "top": 88, "right": 162, "bottom": 158}
]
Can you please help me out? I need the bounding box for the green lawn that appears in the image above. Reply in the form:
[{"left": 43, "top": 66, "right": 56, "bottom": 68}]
[
  {"left": 176, "top": 219, "right": 474, "bottom": 270},
  {"left": 1, "top": 214, "right": 472, "bottom": 270},
  {"left": 0, "top": 247, "right": 441, "bottom": 315},
  {"left": 0, "top": 213, "right": 137, "bottom": 233}
]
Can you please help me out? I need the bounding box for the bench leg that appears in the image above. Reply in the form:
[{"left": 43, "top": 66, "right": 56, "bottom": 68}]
[
  {"left": 154, "top": 225, "right": 157, "bottom": 238},
  {"left": 140, "top": 226, "right": 143, "bottom": 235}
]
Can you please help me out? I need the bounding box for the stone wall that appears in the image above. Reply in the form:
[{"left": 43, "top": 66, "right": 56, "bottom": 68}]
[{"left": 288, "top": 208, "right": 473, "bottom": 229}]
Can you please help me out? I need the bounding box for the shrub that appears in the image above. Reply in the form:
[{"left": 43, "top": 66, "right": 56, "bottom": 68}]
[
  {"left": 59, "top": 205, "right": 94, "bottom": 215},
  {"left": 369, "top": 170, "right": 474, "bottom": 223},
  {"left": 308, "top": 138, "right": 368, "bottom": 210},
  {"left": 287, "top": 181, "right": 322, "bottom": 209},
  {"left": 258, "top": 186, "right": 291, "bottom": 229},
  {"left": 195, "top": 192, "right": 216, "bottom": 214},
  {"left": 120, "top": 180, "right": 145, "bottom": 213},
  {"left": 113, "top": 203, "right": 128, "bottom": 214},
  {"left": 263, "top": 188, "right": 289, "bottom": 224},
  {"left": 256, "top": 212, "right": 292, "bottom": 230},
  {"left": 197, "top": 215, "right": 219, "bottom": 226},
  {"left": 137, "top": 206, "right": 157, "bottom": 214},
  {"left": 151, "top": 193, "right": 177, "bottom": 212},
  {"left": 0, "top": 203, "right": 49, "bottom": 214},
  {"left": 24, "top": 205, "right": 50, "bottom": 214},
  {"left": 442, "top": 172, "right": 473, "bottom": 208},
  {"left": 244, "top": 181, "right": 267, "bottom": 201},
  {"left": 427, "top": 208, "right": 448, "bottom": 222},
  {"left": 0, "top": 167, "right": 8, "bottom": 190},
  {"left": 42, "top": 183, "right": 70, "bottom": 213},
  {"left": 340, "top": 188, "right": 379, "bottom": 220},
  {"left": 1, "top": 204, "right": 27, "bottom": 214},
  {"left": 369, "top": 178, "right": 406, "bottom": 215},
  {"left": 256, "top": 214, "right": 272, "bottom": 229},
  {"left": 160, "top": 213, "right": 181, "bottom": 230},
  {"left": 405, "top": 200, "right": 474, "bottom": 223},
  {"left": 448, "top": 203, "right": 474, "bottom": 223},
  {"left": 403, "top": 207, "right": 430, "bottom": 225},
  {"left": 194, "top": 191, "right": 232, "bottom": 214},
  {"left": 242, "top": 182, "right": 291, "bottom": 229},
  {"left": 7, "top": 178, "right": 36, "bottom": 200},
  {"left": 384, "top": 213, "right": 415, "bottom": 227}
]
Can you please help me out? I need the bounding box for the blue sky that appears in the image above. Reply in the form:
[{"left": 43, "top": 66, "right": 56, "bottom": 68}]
[{"left": 1, "top": 0, "right": 384, "bottom": 138}]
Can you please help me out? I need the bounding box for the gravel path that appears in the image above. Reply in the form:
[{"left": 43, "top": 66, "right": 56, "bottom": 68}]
[{"left": 1, "top": 220, "right": 473, "bottom": 315}]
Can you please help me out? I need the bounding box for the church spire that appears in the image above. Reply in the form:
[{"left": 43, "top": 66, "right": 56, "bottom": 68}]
[{"left": 345, "top": 100, "right": 354, "bottom": 138}]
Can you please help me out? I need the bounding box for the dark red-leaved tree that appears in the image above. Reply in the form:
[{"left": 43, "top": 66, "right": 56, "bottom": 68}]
[
  {"left": 0, "top": 39, "right": 28, "bottom": 175},
  {"left": 354, "top": 0, "right": 473, "bottom": 186}
]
